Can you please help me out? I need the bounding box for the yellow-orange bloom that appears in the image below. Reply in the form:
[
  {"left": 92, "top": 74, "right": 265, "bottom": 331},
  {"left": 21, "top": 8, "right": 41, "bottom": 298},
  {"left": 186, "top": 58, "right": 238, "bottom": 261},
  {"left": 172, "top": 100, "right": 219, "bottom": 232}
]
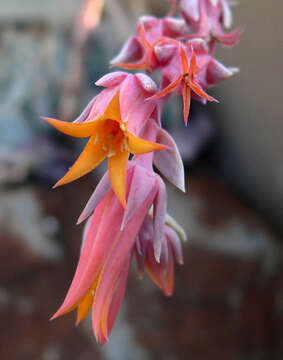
[{"left": 43, "top": 93, "right": 166, "bottom": 206}]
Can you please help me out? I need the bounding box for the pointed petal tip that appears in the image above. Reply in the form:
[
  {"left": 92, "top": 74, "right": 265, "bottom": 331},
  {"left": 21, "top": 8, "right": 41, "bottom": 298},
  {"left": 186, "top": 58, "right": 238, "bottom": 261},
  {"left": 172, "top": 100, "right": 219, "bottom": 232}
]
[
  {"left": 52, "top": 178, "right": 64, "bottom": 189},
  {"left": 76, "top": 215, "right": 84, "bottom": 225},
  {"left": 164, "top": 289, "right": 173, "bottom": 297},
  {"left": 49, "top": 312, "right": 60, "bottom": 321}
]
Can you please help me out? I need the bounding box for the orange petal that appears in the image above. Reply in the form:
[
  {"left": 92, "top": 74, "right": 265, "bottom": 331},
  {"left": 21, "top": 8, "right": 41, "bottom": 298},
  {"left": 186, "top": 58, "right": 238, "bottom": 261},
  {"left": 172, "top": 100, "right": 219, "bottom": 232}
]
[
  {"left": 189, "top": 80, "right": 217, "bottom": 102},
  {"left": 149, "top": 75, "right": 182, "bottom": 100},
  {"left": 54, "top": 136, "right": 106, "bottom": 188},
  {"left": 138, "top": 22, "right": 151, "bottom": 50},
  {"left": 108, "top": 150, "right": 129, "bottom": 207},
  {"left": 180, "top": 45, "right": 189, "bottom": 73},
  {"left": 76, "top": 291, "right": 94, "bottom": 325},
  {"left": 76, "top": 272, "right": 101, "bottom": 325},
  {"left": 189, "top": 47, "right": 197, "bottom": 79},
  {"left": 128, "top": 132, "right": 167, "bottom": 154},
  {"left": 182, "top": 82, "right": 191, "bottom": 125},
  {"left": 113, "top": 60, "right": 151, "bottom": 72},
  {"left": 42, "top": 117, "right": 100, "bottom": 137},
  {"left": 103, "top": 92, "right": 122, "bottom": 122}
]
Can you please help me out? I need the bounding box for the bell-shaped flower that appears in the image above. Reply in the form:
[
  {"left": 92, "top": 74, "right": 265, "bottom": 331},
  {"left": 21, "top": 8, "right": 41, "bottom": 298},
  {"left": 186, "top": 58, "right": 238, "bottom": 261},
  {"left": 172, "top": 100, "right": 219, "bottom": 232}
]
[
  {"left": 180, "top": 0, "right": 242, "bottom": 47},
  {"left": 50, "top": 155, "right": 174, "bottom": 344},
  {"left": 111, "top": 15, "right": 187, "bottom": 71},
  {"left": 43, "top": 72, "right": 166, "bottom": 206},
  {"left": 135, "top": 211, "right": 186, "bottom": 296}
]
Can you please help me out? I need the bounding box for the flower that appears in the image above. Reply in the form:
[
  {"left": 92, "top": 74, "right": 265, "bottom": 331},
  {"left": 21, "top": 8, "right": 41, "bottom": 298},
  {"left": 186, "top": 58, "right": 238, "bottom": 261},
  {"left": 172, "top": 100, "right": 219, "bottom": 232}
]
[
  {"left": 111, "top": 16, "right": 186, "bottom": 71},
  {"left": 149, "top": 43, "right": 217, "bottom": 124},
  {"left": 51, "top": 156, "right": 178, "bottom": 344},
  {"left": 179, "top": 0, "right": 242, "bottom": 47},
  {"left": 43, "top": 73, "right": 166, "bottom": 206},
  {"left": 135, "top": 211, "right": 186, "bottom": 296}
]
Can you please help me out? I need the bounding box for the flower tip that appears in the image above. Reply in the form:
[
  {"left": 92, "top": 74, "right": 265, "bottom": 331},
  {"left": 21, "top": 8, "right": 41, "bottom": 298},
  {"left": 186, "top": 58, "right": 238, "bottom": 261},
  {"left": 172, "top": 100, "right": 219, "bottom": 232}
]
[
  {"left": 75, "top": 319, "right": 81, "bottom": 327},
  {"left": 164, "top": 288, "right": 173, "bottom": 297},
  {"left": 52, "top": 181, "right": 61, "bottom": 189},
  {"left": 76, "top": 216, "right": 84, "bottom": 225},
  {"left": 49, "top": 313, "right": 58, "bottom": 321},
  {"left": 53, "top": 177, "right": 67, "bottom": 189}
]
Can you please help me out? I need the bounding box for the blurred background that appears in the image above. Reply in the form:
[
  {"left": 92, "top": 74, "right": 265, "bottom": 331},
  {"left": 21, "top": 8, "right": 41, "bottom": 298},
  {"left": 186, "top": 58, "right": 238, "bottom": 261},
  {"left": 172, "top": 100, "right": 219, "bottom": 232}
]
[{"left": 0, "top": 1, "right": 282, "bottom": 359}]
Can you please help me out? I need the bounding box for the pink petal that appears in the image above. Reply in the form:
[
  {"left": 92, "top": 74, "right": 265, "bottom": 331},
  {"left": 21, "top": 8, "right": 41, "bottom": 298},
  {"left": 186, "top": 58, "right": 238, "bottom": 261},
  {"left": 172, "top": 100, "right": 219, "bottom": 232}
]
[
  {"left": 145, "top": 239, "right": 174, "bottom": 296},
  {"left": 73, "top": 96, "right": 97, "bottom": 123},
  {"left": 77, "top": 172, "right": 111, "bottom": 225},
  {"left": 88, "top": 87, "right": 119, "bottom": 121},
  {"left": 221, "top": 0, "right": 233, "bottom": 28},
  {"left": 187, "top": 38, "right": 209, "bottom": 55},
  {"left": 110, "top": 36, "right": 143, "bottom": 65},
  {"left": 92, "top": 183, "right": 158, "bottom": 337},
  {"left": 154, "top": 44, "right": 176, "bottom": 65},
  {"left": 51, "top": 193, "right": 114, "bottom": 318},
  {"left": 94, "top": 254, "right": 132, "bottom": 344},
  {"left": 135, "top": 73, "right": 157, "bottom": 94},
  {"left": 119, "top": 75, "right": 156, "bottom": 134},
  {"left": 154, "top": 126, "right": 185, "bottom": 192},
  {"left": 121, "top": 165, "right": 157, "bottom": 229},
  {"left": 166, "top": 227, "right": 184, "bottom": 265},
  {"left": 206, "top": 58, "right": 237, "bottom": 85},
  {"left": 163, "top": 17, "right": 186, "bottom": 37},
  {"left": 180, "top": 0, "right": 200, "bottom": 22},
  {"left": 153, "top": 177, "right": 167, "bottom": 262},
  {"left": 95, "top": 72, "right": 128, "bottom": 88}
]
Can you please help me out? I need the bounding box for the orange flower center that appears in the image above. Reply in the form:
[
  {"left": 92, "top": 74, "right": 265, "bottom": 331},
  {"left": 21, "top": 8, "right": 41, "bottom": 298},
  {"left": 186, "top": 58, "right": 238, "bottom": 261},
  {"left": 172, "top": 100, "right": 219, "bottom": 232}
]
[{"left": 95, "top": 119, "right": 129, "bottom": 158}]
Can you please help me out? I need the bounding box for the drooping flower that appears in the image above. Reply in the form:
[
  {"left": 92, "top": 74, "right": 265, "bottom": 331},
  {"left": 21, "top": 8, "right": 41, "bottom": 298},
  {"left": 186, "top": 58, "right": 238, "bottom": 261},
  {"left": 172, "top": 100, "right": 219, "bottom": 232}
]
[
  {"left": 135, "top": 211, "right": 186, "bottom": 296},
  {"left": 179, "top": 0, "right": 242, "bottom": 47},
  {"left": 111, "top": 16, "right": 186, "bottom": 71},
  {"left": 51, "top": 152, "right": 177, "bottom": 344},
  {"left": 149, "top": 43, "right": 217, "bottom": 124},
  {"left": 43, "top": 73, "right": 166, "bottom": 206}
]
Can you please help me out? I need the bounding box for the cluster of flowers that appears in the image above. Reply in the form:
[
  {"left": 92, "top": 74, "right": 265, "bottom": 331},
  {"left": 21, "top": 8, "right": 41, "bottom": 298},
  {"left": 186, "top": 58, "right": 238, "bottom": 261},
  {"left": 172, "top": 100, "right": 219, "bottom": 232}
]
[{"left": 44, "top": 0, "right": 241, "bottom": 345}]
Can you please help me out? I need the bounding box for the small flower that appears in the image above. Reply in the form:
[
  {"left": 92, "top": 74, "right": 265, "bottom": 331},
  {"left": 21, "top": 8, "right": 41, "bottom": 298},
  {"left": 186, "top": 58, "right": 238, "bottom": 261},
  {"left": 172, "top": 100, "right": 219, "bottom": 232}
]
[
  {"left": 135, "top": 212, "right": 185, "bottom": 296},
  {"left": 43, "top": 93, "right": 165, "bottom": 206},
  {"left": 180, "top": 0, "right": 242, "bottom": 47},
  {"left": 111, "top": 16, "right": 186, "bottom": 71},
  {"left": 149, "top": 44, "right": 217, "bottom": 124}
]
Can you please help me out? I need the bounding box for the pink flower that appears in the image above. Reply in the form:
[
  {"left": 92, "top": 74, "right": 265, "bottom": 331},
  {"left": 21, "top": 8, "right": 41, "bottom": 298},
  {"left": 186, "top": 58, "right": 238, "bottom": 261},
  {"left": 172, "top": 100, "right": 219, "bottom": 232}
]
[
  {"left": 51, "top": 150, "right": 184, "bottom": 343},
  {"left": 135, "top": 213, "right": 185, "bottom": 296},
  {"left": 149, "top": 42, "right": 218, "bottom": 124},
  {"left": 180, "top": 0, "right": 242, "bottom": 47},
  {"left": 150, "top": 38, "right": 238, "bottom": 123},
  {"left": 111, "top": 16, "right": 186, "bottom": 71}
]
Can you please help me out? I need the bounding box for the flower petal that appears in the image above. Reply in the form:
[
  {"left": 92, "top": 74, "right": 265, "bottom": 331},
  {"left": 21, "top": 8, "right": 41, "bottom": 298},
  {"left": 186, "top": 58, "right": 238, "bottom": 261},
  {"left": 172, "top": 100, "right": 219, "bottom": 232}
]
[
  {"left": 119, "top": 74, "right": 156, "bottom": 133},
  {"left": 189, "top": 80, "right": 218, "bottom": 102},
  {"left": 76, "top": 272, "right": 101, "bottom": 325},
  {"left": 108, "top": 150, "right": 129, "bottom": 207},
  {"left": 103, "top": 92, "right": 122, "bottom": 122},
  {"left": 95, "top": 72, "right": 128, "bottom": 88},
  {"left": 92, "top": 185, "right": 157, "bottom": 339},
  {"left": 77, "top": 172, "right": 111, "bottom": 224},
  {"left": 153, "top": 126, "right": 185, "bottom": 192},
  {"left": 42, "top": 117, "right": 100, "bottom": 137},
  {"left": 121, "top": 165, "right": 156, "bottom": 229},
  {"left": 182, "top": 81, "right": 191, "bottom": 125},
  {"left": 153, "top": 177, "right": 167, "bottom": 263},
  {"left": 148, "top": 75, "right": 182, "bottom": 101},
  {"left": 53, "top": 136, "right": 106, "bottom": 188},
  {"left": 128, "top": 131, "right": 167, "bottom": 154}
]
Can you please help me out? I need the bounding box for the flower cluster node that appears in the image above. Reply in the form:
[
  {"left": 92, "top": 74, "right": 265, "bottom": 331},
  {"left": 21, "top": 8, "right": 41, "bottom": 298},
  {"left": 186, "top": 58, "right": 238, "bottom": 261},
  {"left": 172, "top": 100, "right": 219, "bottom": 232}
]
[{"left": 45, "top": 0, "right": 241, "bottom": 345}]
